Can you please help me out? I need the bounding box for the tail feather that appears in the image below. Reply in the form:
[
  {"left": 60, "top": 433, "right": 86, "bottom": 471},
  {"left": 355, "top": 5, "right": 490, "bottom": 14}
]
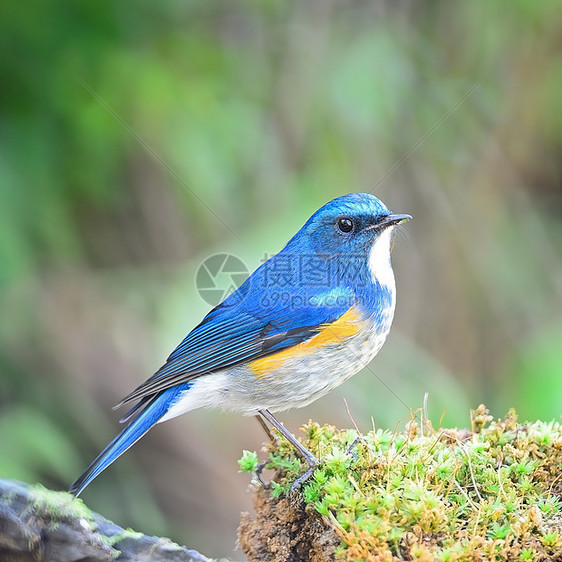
[
  {"left": 118, "top": 396, "right": 152, "bottom": 424},
  {"left": 69, "top": 382, "right": 191, "bottom": 497}
]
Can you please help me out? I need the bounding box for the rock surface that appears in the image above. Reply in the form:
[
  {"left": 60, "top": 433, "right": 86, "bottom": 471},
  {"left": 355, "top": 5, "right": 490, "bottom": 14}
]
[{"left": 0, "top": 479, "right": 214, "bottom": 562}]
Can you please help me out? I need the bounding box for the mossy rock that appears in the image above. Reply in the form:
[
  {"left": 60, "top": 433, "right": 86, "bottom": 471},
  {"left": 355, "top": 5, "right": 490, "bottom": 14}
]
[{"left": 0, "top": 480, "right": 214, "bottom": 562}]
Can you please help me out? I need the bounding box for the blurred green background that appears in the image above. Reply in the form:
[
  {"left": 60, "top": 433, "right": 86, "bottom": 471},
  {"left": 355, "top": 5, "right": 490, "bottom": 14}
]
[{"left": 1, "top": 0, "right": 561, "bottom": 558}]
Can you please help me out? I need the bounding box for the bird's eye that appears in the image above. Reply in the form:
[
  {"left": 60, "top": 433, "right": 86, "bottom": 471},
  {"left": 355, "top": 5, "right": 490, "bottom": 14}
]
[{"left": 337, "top": 217, "right": 354, "bottom": 233}]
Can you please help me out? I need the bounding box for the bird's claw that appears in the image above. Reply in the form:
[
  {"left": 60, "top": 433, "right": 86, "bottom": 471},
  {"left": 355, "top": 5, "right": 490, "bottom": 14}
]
[
  {"left": 290, "top": 465, "right": 316, "bottom": 492},
  {"left": 254, "top": 461, "right": 268, "bottom": 486},
  {"left": 345, "top": 437, "right": 362, "bottom": 462},
  {"left": 290, "top": 455, "right": 319, "bottom": 492}
]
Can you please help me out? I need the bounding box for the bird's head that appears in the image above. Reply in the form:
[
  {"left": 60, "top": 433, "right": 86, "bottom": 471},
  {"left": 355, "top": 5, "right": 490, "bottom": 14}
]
[{"left": 288, "top": 193, "right": 410, "bottom": 281}]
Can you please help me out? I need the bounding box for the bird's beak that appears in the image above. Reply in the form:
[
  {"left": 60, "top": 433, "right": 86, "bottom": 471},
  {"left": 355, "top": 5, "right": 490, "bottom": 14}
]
[{"left": 377, "top": 213, "right": 412, "bottom": 229}]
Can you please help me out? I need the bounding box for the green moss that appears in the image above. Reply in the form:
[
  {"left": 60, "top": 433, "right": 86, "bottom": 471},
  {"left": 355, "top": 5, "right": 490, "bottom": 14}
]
[
  {"left": 30, "top": 485, "right": 95, "bottom": 530},
  {"left": 99, "top": 527, "right": 146, "bottom": 559},
  {"left": 101, "top": 528, "right": 184, "bottom": 558},
  {"left": 101, "top": 527, "right": 145, "bottom": 547},
  {"left": 238, "top": 450, "right": 260, "bottom": 473},
  {"left": 247, "top": 405, "right": 562, "bottom": 561}
]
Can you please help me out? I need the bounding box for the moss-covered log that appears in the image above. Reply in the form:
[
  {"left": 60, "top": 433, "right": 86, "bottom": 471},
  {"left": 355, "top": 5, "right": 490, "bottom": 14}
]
[{"left": 238, "top": 406, "right": 562, "bottom": 561}]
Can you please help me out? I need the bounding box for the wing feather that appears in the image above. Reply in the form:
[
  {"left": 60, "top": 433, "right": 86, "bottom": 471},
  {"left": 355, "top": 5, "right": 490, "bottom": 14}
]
[{"left": 115, "top": 286, "right": 355, "bottom": 408}]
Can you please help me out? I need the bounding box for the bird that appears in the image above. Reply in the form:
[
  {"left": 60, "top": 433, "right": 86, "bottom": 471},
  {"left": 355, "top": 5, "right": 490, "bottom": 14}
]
[{"left": 69, "top": 192, "right": 411, "bottom": 496}]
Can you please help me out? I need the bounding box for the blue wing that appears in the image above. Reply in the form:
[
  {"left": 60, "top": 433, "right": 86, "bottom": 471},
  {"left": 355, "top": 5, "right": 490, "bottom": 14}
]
[{"left": 115, "top": 281, "right": 354, "bottom": 409}]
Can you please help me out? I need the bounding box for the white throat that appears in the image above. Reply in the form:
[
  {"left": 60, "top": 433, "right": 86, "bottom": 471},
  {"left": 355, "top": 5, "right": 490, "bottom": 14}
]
[{"left": 368, "top": 228, "right": 395, "bottom": 291}]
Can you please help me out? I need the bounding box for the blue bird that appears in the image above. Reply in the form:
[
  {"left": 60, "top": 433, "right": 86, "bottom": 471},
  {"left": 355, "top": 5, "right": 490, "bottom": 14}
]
[{"left": 69, "top": 193, "right": 411, "bottom": 496}]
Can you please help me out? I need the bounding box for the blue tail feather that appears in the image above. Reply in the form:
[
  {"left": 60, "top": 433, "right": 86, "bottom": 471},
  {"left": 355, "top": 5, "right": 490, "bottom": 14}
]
[{"left": 69, "top": 382, "right": 191, "bottom": 497}]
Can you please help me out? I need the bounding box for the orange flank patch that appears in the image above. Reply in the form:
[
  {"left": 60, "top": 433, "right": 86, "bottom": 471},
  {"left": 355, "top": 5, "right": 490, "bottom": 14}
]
[{"left": 249, "top": 307, "right": 363, "bottom": 378}]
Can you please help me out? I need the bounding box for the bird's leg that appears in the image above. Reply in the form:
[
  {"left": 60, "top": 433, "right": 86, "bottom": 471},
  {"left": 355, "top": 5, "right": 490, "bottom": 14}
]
[
  {"left": 258, "top": 409, "right": 318, "bottom": 466},
  {"left": 253, "top": 413, "right": 276, "bottom": 485},
  {"left": 258, "top": 409, "right": 318, "bottom": 490},
  {"left": 255, "top": 414, "right": 276, "bottom": 443}
]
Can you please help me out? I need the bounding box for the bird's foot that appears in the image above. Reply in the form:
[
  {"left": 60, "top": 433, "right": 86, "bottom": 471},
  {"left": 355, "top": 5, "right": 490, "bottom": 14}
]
[
  {"left": 290, "top": 464, "right": 317, "bottom": 492},
  {"left": 254, "top": 461, "right": 269, "bottom": 486},
  {"left": 345, "top": 436, "right": 362, "bottom": 462},
  {"left": 290, "top": 453, "right": 319, "bottom": 492}
]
